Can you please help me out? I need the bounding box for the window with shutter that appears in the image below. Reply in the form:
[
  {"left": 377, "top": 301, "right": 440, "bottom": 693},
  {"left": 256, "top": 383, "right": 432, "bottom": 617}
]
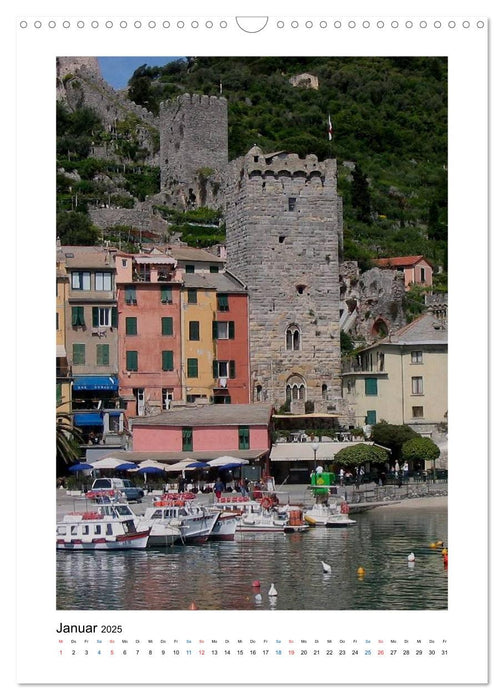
[
  {"left": 71, "top": 306, "right": 85, "bottom": 327},
  {"left": 238, "top": 426, "right": 250, "bottom": 450},
  {"left": 125, "top": 286, "right": 137, "bottom": 305},
  {"left": 73, "top": 343, "right": 85, "bottom": 365},
  {"left": 187, "top": 358, "right": 198, "bottom": 378},
  {"left": 126, "top": 351, "right": 138, "bottom": 371},
  {"left": 96, "top": 344, "right": 110, "bottom": 366},
  {"left": 126, "top": 317, "right": 137, "bottom": 335},
  {"left": 365, "top": 377, "right": 378, "bottom": 396},
  {"left": 189, "top": 321, "right": 200, "bottom": 340},
  {"left": 188, "top": 289, "right": 198, "bottom": 304},
  {"left": 217, "top": 294, "right": 229, "bottom": 311},
  {"left": 162, "top": 351, "right": 174, "bottom": 371},
  {"left": 182, "top": 427, "right": 193, "bottom": 451},
  {"left": 161, "top": 317, "right": 173, "bottom": 336},
  {"left": 160, "top": 287, "right": 172, "bottom": 304}
]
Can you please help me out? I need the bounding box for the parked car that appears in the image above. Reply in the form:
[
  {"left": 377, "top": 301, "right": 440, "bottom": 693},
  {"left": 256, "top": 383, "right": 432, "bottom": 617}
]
[{"left": 89, "top": 477, "right": 144, "bottom": 502}]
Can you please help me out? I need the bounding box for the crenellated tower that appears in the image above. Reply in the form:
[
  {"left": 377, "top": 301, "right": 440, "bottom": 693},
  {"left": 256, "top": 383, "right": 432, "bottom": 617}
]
[
  {"left": 159, "top": 93, "right": 228, "bottom": 209},
  {"left": 225, "top": 147, "right": 344, "bottom": 413}
]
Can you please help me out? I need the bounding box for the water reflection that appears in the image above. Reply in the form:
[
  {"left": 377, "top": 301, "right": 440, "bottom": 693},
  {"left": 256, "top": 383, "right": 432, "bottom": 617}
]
[{"left": 57, "top": 505, "right": 447, "bottom": 611}]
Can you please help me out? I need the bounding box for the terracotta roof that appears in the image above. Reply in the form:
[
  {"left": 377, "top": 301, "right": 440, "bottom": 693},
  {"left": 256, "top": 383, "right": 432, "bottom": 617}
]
[
  {"left": 372, "top": 255, "right": 431, "bottom": 268},
  {"left": 131, "top": 404, "right": 274, "bottom": 428}
]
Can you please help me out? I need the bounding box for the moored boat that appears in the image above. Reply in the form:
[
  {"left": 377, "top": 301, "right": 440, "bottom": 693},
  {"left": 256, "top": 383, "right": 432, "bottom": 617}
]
[
  {"left": 304, "top": 500, "right": 356, "bottom": 527},
  {"left": 139, "top": 495, "right": 219, "bottom": 544},
  {"left": 56, "top": 502, "right": 150, "bottom": 550}
]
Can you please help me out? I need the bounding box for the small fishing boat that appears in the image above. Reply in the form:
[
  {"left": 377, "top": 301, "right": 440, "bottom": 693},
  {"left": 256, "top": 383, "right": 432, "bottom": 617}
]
[
  {"left": 236, "top": 497, "right": 289, "bottom": 533},
  {"left": 304, "top": 499, "right": 356, "bottom": 527},
  {"left": 56, "top": 501, "right": 150, "bottom": 550},
  {"left": 139, "top": 495, "right": 219, "bottom": 544}
]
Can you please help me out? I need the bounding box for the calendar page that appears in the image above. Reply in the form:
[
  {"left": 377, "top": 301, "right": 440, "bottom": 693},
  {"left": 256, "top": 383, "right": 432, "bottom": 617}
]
[{"left": 11, "top": 0, "right": 491, "bottom": 691}]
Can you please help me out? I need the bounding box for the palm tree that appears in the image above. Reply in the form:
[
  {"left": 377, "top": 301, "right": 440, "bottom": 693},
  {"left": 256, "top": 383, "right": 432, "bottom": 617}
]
[{"left": 56, "top": 413, "right": 82, "bottom": 465}]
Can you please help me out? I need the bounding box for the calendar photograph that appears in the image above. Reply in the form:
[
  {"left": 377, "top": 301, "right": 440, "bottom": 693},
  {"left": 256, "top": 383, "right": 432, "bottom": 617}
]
[
  {"left": 14, "top": 8, "right": 489, "bottom": 687},
  {"left": 55, "top": 54, "right": 449, "bottom": 612}
]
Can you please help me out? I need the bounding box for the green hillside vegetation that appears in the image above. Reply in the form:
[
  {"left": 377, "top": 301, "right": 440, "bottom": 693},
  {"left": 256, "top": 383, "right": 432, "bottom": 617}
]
[{"left": 57, "top": 56, "right": 447, "bottom": 283}]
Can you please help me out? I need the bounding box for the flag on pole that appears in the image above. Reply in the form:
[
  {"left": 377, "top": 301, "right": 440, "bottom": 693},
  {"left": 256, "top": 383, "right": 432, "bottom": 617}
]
[{"left": 328, "top": 114, "right": 333, "bottom": 141}]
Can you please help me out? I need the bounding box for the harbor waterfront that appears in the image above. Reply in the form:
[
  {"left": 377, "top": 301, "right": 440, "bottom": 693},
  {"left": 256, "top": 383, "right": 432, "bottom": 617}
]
[{"left": 56, "top": 488, "right": 447, "bottom": 611}]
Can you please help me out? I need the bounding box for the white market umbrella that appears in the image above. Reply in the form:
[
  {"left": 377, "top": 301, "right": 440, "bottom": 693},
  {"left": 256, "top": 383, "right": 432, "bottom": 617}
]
[
  {"left": 90, "top": 456, "right": 136, "bottom": 470},
  {"left": 164, "top": 457, "right": 207, "bottom": 476},
  {"left": 207, "top": 455, "right": 249, "bottom": 467}
]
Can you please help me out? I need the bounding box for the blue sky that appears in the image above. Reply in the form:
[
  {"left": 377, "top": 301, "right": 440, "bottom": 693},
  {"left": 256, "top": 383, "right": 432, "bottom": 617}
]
[{"left": 98, "top": 57, "right": 182, "bottom": 89}]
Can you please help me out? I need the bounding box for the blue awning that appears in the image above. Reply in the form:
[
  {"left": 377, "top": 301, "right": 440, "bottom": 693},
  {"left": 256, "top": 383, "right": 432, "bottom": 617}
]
[
  {"left": 73, "top": 376, "right": 118, "bottom": 391},
  {"left": 74, "top": 413, "right": 103, "bottom": 426}
]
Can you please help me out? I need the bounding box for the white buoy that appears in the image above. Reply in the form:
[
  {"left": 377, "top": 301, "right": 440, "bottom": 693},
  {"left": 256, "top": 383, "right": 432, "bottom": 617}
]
[
  {"left": 255, "top": 593, "right": 262, "bottom": 602},
  {"left": 321, "top": 560, "right": 332, "bottom": 574},
  {"left": 407, "top": 552, "right": 415, "bottom": 562},
  {"left": 268, "top": 583, "right": 278, "bottom": 596}
]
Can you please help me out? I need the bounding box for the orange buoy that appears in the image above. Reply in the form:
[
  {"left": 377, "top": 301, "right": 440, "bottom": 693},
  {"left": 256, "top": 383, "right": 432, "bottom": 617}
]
[
  {"left": 357, "top": 567, "right": 365, "bottom": 576},
  {"left": 188, "top": 602, "right": 198, "bottom": 610}
]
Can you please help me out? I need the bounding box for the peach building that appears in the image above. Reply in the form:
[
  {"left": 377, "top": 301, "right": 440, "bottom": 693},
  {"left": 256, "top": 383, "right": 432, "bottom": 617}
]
[{"left": 372, "top": 255, "right": 433, "bottom": 288}]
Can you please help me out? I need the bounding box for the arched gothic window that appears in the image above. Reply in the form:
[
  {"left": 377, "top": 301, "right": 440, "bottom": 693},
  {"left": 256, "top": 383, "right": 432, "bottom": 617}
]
[
  {"left": 286, "top": 374, "right": 306, "bottom": 403},
  {"left": 286, "top": 324, "right": 301, "bottom": 351}
]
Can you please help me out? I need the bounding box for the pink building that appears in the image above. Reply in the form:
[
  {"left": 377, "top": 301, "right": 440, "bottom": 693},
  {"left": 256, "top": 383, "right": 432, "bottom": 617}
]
[
  {"left": 131, "top": 404, "right": 273, "bottom": 464},
  {"left": 372, "top": 255, "right": 433, "bottom": 288},
  {"left": 115, "top": 252, "right": 184, "bottom": 418}
]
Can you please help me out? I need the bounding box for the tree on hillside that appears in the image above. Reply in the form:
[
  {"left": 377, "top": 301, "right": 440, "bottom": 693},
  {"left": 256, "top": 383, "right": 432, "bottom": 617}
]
[
  {"left": 370, "top": 422, "right": 419, "bottom": 462},
  {"left": 350, "top": 163, "right": 372, "bottom": 223},
  {"left": 57, "top": 211, "right": 100, "bottom": 245}
]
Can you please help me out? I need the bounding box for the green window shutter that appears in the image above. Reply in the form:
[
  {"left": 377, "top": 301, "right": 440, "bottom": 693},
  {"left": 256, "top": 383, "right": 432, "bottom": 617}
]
[
  {"left": 182, "top": 427, "right": 193, "bottom": 451},
  {"left": 229, "top": 360, "right": 236, "bottom": 379},
  {"left": 72, "top": 306, "right": 85, "bottom": 326},
  {"left": 187, "top": 358, "right": 198, "bottom": 378},
  {"left": 97, "top": 344, "right": 110, "bottom": 366},
  {"left": 161, "top": 317, "right": 173, "bottom": 336},
  {"left": 238, "top": 426, "right": 250, "bottom": 450},
  {"left": 217, "top": 294, "right": 229, "bottom": 311},
  {"left": 126, "top": 317, "right": 137, "bottom": 335},
  {"left": 228, "top": 321, "right": 235, "bottom": 339},
  {"left": 111, "top": 307, "right": 118, "bottom": 328},
  {"left": 365, "top": 377, "right": 378, "bottom": 396},
  {"left": 73, "top": 343, "right": 85, "bottom": 365},
  {"left": 126, "top": 351, "right": 138, "bottom": 371},
  {"left": 189, "top": 321, "right": 200, "bottom": 340},
  {"left": 161, "top": 287, "right": 172, "bottom": 304},
  {"left": 92, "top": 307, "right": 99, "bottom": 327},
  {"left": 162, "top": 350, "right": 174, "bottom": 371},
  {"left": 213, "top": 360, "right": 218, "bottom": 378},
  {"left": 185, "top": 264, "right": 195, "bottom": 273},
  {"left": 366, "top": 410, "right": 377, "bottom": 426},
  {"left": 212, "top": 321, "right": 218, "bottom": 339},
  {"left": 56, "top": 383, "right": 62, "bottom": 405},
  {"left": 188, "top": 289, "right": 197, "bottom": 304},
  {"left": 210, "top": 265, "right": 219, "bottom": 273}
]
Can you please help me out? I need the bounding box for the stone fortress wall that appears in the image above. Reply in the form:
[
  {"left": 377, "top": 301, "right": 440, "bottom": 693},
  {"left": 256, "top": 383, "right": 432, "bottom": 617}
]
[
  {"left": 224, "top": 147, "right": 344, "bottom": 414},
  {"left": 159, "top": 94, "right": 228, "bottom": 209}
]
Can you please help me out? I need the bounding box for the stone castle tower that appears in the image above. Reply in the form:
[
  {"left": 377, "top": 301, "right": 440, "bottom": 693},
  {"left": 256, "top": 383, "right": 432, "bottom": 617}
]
[
  {"left": 159, "top": 94, "right": 228, "bottom": 209},
  {"left": 225, "top": 146, "right": 344, "bottom": 413}
]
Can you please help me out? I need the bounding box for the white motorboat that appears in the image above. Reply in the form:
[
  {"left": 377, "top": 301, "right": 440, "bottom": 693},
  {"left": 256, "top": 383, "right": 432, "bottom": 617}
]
[
  {"left": 236, "top": 497, "right": 289, "bottom": 533},
  {"left": 304, "top": 499, "right": 356, "bottom": 527},
  {"left": 56, "top": 502, "right": 150, "bottom": 550},
  {"left": 208, "top": 511, "right": 239, "bottom": 541},
  {"left": 139, "top": 497, "right": 219, "bottom": 544}
]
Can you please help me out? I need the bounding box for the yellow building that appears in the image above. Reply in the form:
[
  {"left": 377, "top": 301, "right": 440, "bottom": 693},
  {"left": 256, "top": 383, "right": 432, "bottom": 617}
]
[
  {"left": 56, "top": 254, "right": 72, "bottom": 413},
  {"left": 342, "top": 312, "right": 447, "bottom": 434},
  {"left": 181, "top": 276, "right": 218, "bottom": 402}
]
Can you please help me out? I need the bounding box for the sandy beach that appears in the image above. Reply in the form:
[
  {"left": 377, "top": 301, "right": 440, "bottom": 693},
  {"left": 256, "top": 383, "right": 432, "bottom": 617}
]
[{"left": 375, "top": 495, "right": 447, "bottom": 510}]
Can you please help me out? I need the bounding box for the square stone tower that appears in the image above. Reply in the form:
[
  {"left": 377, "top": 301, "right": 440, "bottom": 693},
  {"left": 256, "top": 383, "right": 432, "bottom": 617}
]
[
  {"left": 159, "top": 93, "right": 228, "bottom": 209},
  {"left": 225, "top": 147, "right": 343, "bottom": 413}
]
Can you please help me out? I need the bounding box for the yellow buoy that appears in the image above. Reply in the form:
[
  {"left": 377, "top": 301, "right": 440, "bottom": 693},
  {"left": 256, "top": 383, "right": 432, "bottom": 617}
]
[
  {"left": 357, "top": 567, "right": 366, "bottom": 576},
  {"left": 441, "top": 548, "right": 448, "bottom": 556}
]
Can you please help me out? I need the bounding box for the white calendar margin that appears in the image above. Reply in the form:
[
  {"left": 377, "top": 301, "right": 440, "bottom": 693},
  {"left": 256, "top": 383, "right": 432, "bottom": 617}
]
[{"left": 12, "top": 0, "right": 489, "bottom": 688}]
